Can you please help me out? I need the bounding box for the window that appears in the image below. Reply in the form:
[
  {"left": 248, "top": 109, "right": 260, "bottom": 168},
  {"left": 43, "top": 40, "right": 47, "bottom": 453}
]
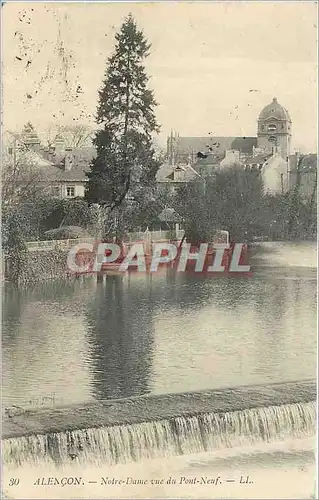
[
  {"left": 66, "top": 186, "right": 75, "bottom": 197},
  {"left": 267, "top": 124, "right": 277, "bottom": 133},
  {"left": 52, "top": 186, "right": 60, "bottom": 197}
]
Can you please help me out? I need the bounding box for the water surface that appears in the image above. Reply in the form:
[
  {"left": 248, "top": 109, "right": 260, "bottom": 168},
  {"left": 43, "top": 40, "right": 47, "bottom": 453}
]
[{"left": 2, "top": 242, "right": 317, "bottom": 408}]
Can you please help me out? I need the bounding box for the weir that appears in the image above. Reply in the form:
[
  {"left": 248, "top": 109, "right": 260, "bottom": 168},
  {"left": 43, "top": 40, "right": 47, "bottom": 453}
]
[{"left": 3, "top": 380, "right": 316, "bottom": 468}]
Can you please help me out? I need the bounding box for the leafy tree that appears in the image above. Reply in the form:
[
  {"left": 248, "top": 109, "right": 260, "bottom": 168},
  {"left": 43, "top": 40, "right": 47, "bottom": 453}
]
[
  {"left": 2, "top": 133, "right": 44, "bottom": 207},
  {"left": 172, "top": 179, "right": 210, "bottom": 246},
  {"left": 173, "top": 165, "right": 265, "bottom": 244},
  {"left": 173, "top": 161, "right": 317, "bottom": 244},
  {"left": 109, "top": 186, "right": 168, "bottom": 236},
  {"left": 2, "top": 197, "right": 96, "bottom": 244},
  {"left": 306, "top": 171, "right": 317, "bottom": 237},
  {"left": 85, "top": 14, "right": 160, "bottom": 217},
  {"left": 3, "top": 210, "right": 28, "bottom": 284},
  {"left": 44, "top": 124, "right": 94, "bottom": 149},
  {"left": 287, "top": 154, "right": 317, "bottom": 238}
]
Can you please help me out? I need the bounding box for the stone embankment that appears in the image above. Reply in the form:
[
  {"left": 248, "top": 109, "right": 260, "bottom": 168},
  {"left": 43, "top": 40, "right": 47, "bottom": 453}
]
[{"left": 3, "top": 379, "right": 316, "bottom": 439}]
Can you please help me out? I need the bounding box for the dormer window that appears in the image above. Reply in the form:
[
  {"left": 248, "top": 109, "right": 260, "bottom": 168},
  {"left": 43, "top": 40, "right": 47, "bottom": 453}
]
[
  {"left": 171, "top": 164, "right": 188, "bottom": 182},
  {"left": 173, "top": 166, "right": 183, "bottom": 181}
]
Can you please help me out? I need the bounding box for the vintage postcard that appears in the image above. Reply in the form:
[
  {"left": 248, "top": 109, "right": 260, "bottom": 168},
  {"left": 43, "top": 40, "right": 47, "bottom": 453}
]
[{"left": 1, "top": 1, "right": 317, "bottom": 499}]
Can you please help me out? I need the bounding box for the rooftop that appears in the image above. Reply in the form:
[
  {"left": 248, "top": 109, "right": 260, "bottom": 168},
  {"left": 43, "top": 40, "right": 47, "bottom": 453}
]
[{"left": 258, "top": 97, "right": 291, "bottom": 122}]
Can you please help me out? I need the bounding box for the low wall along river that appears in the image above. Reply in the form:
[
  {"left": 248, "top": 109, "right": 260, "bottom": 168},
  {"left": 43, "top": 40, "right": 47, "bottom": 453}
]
[
  {"left": 3, "top": 380, "right": 316, "bottom": 469},
  {"left": 3, "top": 231, "right": 182, "bottom": 284}
]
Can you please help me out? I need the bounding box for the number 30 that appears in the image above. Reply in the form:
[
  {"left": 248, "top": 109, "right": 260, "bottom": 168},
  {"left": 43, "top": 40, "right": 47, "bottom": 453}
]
[{"left": 9, "top": 478, "right": 20, "bottom": 486}]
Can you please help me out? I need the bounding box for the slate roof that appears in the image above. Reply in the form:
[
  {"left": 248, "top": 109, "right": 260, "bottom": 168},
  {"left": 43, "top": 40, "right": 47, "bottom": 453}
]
[
  {"left": 173, "top": 136, "right": 257, "bottom": 157},
  {"left": 230, "top": 137, "right": 257, "bottom": 154},
  {"left": 258, "top": 97, "right": 291, "bottom": 122},
  {"left": 21, "top": 147, "right": 96, "bottom": 183},
  {"left": 243, "top": 153, "right": 272, "bottom": 166},
  {"left": 156, "top": 162, "right": 201, "bottom": 183},
  {"left": 45, "top": 164, "right": 90, "bottom": 183}
]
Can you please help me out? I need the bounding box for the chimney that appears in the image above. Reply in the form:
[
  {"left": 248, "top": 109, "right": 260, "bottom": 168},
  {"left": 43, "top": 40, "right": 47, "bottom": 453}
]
[
  {"left": 54, "top": 135, "right": 65, "bottom": 154},
  {"left": 22, "top": 124, "right": 41, "bottom": 153},
  {"left": 41, "top": 147, "right": 50, "bottom": 161},
  {"left": 64, "top": 147, "right": 73, "bottom": 171},
  {"left": 48, "top": 146, "right": 56, "bottom": 163},
  {"left": 173, "top": 165, "right": 185, "bottom": 182}
]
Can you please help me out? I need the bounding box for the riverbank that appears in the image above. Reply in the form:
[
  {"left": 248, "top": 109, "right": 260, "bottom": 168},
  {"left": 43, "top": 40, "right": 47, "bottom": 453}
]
[
  {"left": 3, "top": 239, "right": 316, "bottom": 284},
  {"left": 3, "top": 230, "right": 182, "bottom": 284},
  {"left": 249, "top": 240, "right": 317, "bottom": 268},
  {"left": 3, "top": 379, "right": 316, "bottom": 439}
]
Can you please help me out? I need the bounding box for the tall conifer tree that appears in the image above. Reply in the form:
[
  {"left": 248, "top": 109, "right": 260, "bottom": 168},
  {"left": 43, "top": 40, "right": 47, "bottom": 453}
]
[{"left": 86, "top": 14, "right": 160, "bottom": 210}]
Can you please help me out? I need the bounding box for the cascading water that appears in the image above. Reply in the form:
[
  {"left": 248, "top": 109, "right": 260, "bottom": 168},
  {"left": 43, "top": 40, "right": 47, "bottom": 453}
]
[{"left": 3, "top": 401, "right": 316, "bottom": 469}]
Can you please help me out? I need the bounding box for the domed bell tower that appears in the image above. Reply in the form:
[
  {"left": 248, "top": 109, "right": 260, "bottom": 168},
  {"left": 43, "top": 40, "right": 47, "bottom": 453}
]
[{"left": 257, "top": 97, "right": 292, "bottom": 159}]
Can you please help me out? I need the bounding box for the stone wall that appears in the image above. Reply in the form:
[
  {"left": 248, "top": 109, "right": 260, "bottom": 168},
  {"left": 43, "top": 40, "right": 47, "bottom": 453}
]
[{"left": 5, "top": 230, "right": 185, "bottom": 284}]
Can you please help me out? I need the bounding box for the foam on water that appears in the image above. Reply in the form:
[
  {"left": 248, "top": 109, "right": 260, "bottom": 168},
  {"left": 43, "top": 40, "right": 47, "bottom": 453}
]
[
  {"left": 3, "top": 401, "right": 316, "bottom": 469},
  {"left": 2, "top": 437, "right": 316, "bottom": 499}
]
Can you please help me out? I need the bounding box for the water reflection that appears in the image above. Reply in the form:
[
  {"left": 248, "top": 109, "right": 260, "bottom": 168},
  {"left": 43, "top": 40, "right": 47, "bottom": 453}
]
[
  {"left": 85, "top": 275, "right": 155, "bottom": 399},
  {"left": 2, "top": 248, "right": 317, "bottom": 408},
  {"left": 2, "top": 278, "right": 96, "bottom": 408}
]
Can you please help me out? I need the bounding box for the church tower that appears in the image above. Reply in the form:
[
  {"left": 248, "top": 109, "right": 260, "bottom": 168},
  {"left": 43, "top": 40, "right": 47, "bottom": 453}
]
[{"left": 257, "top": 97, "right": 292, "bottom": 159}]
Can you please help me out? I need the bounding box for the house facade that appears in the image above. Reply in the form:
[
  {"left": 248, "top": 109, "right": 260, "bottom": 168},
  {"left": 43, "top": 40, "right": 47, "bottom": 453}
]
[{"left": 4, "top": 124, "right": 94, "bottom": 200}]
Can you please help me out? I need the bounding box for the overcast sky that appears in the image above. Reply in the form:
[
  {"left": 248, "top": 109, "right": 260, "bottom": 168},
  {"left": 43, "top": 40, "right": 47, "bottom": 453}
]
[{"left": 3, "top": 1, "right": 318, "bottom": 152}]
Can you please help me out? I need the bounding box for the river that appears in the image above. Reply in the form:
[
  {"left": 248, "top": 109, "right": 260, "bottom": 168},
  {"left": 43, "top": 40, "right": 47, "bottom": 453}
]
[
  {"left": 2, "top": 241, "right": 317, "bottom": 409},
  {"left": 2, "top": 241, "right": 317, "bottom": 499}
]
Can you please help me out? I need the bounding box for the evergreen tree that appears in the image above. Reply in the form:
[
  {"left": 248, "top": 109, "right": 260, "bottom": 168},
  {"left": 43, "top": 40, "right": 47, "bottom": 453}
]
[{"left": 86, "top": 14, "right": 160, "bottom": 211}]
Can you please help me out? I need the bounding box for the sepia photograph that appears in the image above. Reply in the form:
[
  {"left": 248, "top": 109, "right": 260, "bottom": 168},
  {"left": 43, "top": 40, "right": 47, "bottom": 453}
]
[{"left": 1, "top": 1, "right": 317, "bottom": 499}]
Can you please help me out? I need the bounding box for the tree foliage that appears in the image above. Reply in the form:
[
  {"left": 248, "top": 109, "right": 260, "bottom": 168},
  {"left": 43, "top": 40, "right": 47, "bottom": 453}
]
[
  {"left": 2, "top": 141, "right": 44, "bottom": 206},
  {"left": 85, "top": 14, "right": 160, "bottom": 212},
  {"left": 2, "top": 197, "right": 96, "bottom": 246},
  {"left": 172, "top": 164, "right": 316, "bottom": 244},
  {"left": 173, "top": 166, "right": 265, "bottom": 244},
  {"left": 44, "top": 124, "right": 94, "bottom": 149}
]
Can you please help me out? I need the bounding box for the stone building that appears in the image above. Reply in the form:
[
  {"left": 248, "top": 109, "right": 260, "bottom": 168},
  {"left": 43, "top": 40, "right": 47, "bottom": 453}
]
[
  {"left": 4, "top": 124, "right": 94, "bottom": 199},
  {"left": 165, "top": 97, "right": 301, "bottom": 194},
  {"left": 257, "top": 97, "right": 292, "bottom": 159}
]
